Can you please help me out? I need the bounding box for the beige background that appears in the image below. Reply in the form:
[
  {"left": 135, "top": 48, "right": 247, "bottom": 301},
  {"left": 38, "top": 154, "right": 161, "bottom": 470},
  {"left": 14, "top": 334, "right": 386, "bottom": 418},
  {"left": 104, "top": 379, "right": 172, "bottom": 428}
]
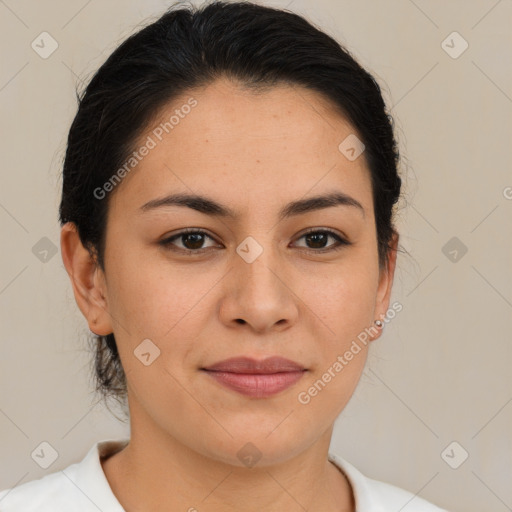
[{"left": 1, "top": 1, "right": 511, "bottom": 511}]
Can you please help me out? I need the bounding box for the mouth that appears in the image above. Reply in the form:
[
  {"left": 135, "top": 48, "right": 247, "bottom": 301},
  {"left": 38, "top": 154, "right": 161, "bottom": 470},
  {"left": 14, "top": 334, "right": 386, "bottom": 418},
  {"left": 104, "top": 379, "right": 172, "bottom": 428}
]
[{"left": 201, "top": 356, "right": 307, "bottom": 398}]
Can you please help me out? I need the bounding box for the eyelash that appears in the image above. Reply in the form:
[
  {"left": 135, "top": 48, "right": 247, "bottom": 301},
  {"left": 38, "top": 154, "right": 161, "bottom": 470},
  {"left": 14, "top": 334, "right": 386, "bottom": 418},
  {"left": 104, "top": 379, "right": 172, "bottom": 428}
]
[{"left": 158, "top": 227, "right": 352, "bottom": 255}]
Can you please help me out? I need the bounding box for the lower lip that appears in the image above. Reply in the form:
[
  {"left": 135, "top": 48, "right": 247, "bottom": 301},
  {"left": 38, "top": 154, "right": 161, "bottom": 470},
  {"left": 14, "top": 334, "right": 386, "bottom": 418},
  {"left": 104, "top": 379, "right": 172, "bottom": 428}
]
[{"left": 202, "top": 370, "right": 306, "bottom": 398}]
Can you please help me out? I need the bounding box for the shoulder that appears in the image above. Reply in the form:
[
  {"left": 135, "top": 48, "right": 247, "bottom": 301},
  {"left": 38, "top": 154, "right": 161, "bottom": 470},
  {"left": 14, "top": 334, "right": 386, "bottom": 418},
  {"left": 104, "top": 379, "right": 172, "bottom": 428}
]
[
  {"left": 363, "top": 478, "right": 449, "bottom": 511},
  {"left": 0, "top": 439, "right": 128, "bottom": 512},
  {"left": 328, "top": 452, "right": 450, "bottom": 512},
  {"left": 0, "top": 470, "right": 73, "bottom": 512}
]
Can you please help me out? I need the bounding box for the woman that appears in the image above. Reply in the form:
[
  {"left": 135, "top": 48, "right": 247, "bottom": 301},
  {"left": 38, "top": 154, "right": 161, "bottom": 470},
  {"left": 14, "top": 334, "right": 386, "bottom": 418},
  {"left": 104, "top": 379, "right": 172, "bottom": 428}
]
[{"left": 0, "top": 1, "right": 449, "bottom": 510}]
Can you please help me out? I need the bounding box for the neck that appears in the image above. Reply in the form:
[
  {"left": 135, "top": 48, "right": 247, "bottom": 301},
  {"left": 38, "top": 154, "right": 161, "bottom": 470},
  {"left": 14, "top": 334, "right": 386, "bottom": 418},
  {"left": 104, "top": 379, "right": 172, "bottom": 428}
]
[{"left": 101, "top": 400, "right": 354, "bottom": 511}]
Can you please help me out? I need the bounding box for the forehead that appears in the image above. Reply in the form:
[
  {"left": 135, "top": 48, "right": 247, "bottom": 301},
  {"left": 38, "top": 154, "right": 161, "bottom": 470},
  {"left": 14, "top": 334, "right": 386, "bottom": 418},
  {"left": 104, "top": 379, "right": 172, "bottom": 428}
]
[
  {"left": 109, "top": 77, "right": 373, "bottom": 218},
  {"left": 166, "top": 77, "right": 356, "bottom": 149}
]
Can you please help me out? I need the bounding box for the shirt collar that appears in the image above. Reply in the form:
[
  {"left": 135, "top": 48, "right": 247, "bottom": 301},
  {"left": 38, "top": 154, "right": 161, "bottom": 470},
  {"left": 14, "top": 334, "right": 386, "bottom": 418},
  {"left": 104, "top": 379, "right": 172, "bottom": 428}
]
[
  {"left": 328, "top": 451, "right": 386, "bottom": 512},
  {"left": 65, "top": 438, "right": 129, "bottom": 512},
  {"left": 77, "top": 439, "right": 384, "bottom": 512}
]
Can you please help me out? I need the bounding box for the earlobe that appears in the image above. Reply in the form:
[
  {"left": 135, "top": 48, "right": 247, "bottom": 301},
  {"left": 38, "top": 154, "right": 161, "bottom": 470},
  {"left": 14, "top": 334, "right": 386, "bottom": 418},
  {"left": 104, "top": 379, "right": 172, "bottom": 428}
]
[{"left": 60, "top": 222, "right": 113, "bottom": 336}]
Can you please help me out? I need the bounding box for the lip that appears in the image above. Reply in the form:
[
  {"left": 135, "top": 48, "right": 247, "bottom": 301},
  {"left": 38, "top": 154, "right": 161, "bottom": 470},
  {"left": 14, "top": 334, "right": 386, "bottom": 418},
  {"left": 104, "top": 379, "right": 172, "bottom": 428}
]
[
  {"left": 202, "top": 356, "right": 305, "bottom": 373},
  {"left": 201, "top": 356, "right": 307, "bottom": 398}
]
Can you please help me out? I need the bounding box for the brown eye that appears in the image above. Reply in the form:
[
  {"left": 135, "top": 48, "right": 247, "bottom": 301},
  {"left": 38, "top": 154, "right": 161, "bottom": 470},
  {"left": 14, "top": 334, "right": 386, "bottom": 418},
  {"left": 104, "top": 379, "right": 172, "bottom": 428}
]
[
  {"left": 159, "top": 229, "right": 219, "bottom": 254},
  {"left": 293, "top": 229, "right": 351, "bottom": 253},
  {"left": 159, "top": 227, "right": 351, "bottom": 256}
]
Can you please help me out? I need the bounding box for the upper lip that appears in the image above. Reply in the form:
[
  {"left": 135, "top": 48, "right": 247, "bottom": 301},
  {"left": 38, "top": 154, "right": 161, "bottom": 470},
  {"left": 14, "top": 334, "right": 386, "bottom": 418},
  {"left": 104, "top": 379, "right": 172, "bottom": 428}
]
[{"left": 202, "top": 356, "right": 306, "bottom": 374}]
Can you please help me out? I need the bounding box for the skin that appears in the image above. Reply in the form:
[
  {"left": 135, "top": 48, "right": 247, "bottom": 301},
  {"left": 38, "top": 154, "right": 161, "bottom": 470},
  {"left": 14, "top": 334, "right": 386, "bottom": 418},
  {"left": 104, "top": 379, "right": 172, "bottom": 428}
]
[{"left": 61, "top": 77, "right": 398, "bottom": 512}]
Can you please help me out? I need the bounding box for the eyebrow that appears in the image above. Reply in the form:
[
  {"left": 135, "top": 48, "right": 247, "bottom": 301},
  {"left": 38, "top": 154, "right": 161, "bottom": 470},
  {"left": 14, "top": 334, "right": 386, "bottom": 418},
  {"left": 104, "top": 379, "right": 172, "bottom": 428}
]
[{"left": 139, "top": 191, "right": 365, "bottom": 221}]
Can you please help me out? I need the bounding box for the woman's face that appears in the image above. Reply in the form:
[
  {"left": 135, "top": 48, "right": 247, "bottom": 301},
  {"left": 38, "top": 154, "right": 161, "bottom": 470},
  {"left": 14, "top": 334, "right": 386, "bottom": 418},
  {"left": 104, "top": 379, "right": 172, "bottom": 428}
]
[{"left": 80, "top": 78, "right": 397, "bottom": 465}]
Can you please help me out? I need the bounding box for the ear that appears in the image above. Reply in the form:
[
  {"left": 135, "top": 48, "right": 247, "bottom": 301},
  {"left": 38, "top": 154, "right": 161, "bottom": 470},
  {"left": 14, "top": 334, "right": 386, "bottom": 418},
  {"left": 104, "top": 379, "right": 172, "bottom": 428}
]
[
  {"left": 371, "top": 231, "right": 399, "bottom": 342},
  {"left": 60, "top": 222, "right": 113, "bottom": 336}
]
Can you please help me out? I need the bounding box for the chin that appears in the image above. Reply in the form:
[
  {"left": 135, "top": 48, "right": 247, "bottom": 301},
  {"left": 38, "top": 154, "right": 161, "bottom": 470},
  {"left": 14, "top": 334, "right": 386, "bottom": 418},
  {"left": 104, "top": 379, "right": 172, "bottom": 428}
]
[{"left": 198, "top": 424, "right": 315, "bottom": 469}]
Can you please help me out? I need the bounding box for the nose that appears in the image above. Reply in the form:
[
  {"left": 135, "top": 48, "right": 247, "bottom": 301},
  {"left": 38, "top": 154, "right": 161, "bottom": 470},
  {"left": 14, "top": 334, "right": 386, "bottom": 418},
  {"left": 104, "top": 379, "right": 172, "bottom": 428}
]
[{"left": 218, "top": 240, "right": 299, "bottom": 334}]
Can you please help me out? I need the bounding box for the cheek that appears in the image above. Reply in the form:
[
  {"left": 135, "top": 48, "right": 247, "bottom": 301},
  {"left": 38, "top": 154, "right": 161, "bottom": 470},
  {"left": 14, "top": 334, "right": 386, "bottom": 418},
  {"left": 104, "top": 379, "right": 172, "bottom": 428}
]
[
  {"left": 294, "top": 271, "right": 375, "bottom": 421},
  {"left": 104, "top": 252, "right": 221, "bottom": 400},
  {"left": 107, "top": 247, "right": 218, "bottom": 341},
  {"left": 107, "top": 258, "right": 208, "bottom": 402},
  {"left": 304, "top": 259, "right": 378, "bottom": 342}
]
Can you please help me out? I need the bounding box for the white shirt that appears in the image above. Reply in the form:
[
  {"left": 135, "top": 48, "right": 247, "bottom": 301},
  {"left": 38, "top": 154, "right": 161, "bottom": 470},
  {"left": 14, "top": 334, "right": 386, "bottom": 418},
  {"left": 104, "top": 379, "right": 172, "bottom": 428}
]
[{"left": 0, "top": 438, "right": 449, "bottom": 511}]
